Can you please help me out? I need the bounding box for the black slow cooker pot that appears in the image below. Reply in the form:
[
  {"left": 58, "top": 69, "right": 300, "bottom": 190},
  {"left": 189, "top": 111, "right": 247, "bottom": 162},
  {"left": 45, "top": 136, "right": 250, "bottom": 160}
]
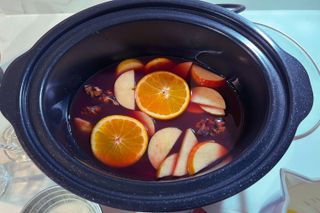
[{"left": 0, "top": 0, "right": 313, "bottom": 211}]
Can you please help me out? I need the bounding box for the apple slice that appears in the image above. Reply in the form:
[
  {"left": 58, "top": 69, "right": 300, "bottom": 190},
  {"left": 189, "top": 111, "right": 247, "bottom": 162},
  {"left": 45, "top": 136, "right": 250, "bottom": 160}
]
[
  {"left": 131, "top": 111, "right": 156, "bottom": 136},
  {"left": 114, "top": 70, "right": 135, "bottom": 110},
  {"left": 173, "top": 129, "right": 198, "bottom": 176},
  {"left": 145, "top": 57, "right": 174, "bottom": 73},
  {"left": 172, "top": 62, "right": 193, "bottom": 79},
  {"left": 191, "top": 87, "right": 226, "bottom": 110},
  {"left": 157, "top": 153, "right": 178, "bottom": 178},
  {"left": 74, "top": 117, "right": 93, "bottom": 134},
  {"left": 187, "top": 141, "right": 228, "bottom": 175},
  {"left": 187, "top": 103, "right": 205, "bottom": 114},
  {"left": 191, "top": 64, "right": 225, "bottom": 88},
  {"left": 148, "top": 127, "right": 182, "bottom": 169},
  {"left": 116, "top": 59, "right": 144, "bottom": 76},
  {"left": 199, "top": 105, "right": 225, "bottom": 116}
]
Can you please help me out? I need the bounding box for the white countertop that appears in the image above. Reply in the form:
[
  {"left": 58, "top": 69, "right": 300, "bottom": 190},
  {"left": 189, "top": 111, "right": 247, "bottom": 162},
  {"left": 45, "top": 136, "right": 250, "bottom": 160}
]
[{"left": 0, "top": 10, "right": 320, "bottom": 213}]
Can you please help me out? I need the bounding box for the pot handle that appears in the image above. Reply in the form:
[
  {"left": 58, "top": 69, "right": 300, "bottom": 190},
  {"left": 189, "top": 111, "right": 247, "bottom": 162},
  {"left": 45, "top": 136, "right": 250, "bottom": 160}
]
[
  {"left": 0, "top": 52, "right": 3, "bottom": 86},
  {"left": 216, "top": 4, "right": 246, "bottom": 13},
  {"left": 283, "top": 51, "right": 313, "bottom": 123},
  {"left": 0, "top": 53, "right": 30, "bottom": 123},
  {"left": 0, "top": 67, "right": 3, "bottom": 87}
]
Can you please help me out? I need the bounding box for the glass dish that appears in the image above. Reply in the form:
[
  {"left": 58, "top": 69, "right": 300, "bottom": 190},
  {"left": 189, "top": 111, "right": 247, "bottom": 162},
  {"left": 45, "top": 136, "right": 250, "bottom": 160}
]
[{"left": 21, "top": 185, "right": 102, "bottom": 213}]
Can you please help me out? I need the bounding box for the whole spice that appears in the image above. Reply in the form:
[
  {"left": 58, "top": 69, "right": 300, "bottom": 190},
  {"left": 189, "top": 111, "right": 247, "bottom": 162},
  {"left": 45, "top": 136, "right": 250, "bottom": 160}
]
[
  {"left": 84, "top": 84, "right": 103, "bottom": 97},
  {"left": 81, "top": 105, "right": 102, "bottom": 116},
  {"left": 84, "top": 85, "right": 119, "bottom": 106},
  {"left": 98, "top": 90, "right": 119, "bottom": 106},
  {"left": 195, "top": 117, "right": 226, "bottom": 136}
]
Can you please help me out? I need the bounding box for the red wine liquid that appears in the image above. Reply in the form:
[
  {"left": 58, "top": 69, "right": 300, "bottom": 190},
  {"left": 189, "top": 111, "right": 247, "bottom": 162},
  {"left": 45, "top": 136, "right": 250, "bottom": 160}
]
[{"left": 69, "top": 56, "right": 244, "bottom": 181}]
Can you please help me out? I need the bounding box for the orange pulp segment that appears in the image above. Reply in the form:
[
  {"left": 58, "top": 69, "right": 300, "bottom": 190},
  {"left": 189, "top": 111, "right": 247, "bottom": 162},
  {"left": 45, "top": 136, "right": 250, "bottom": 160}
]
[
  {"left": 91, "top": 115, "right": 148, "bottom": 167},
  {"left": 135, "top": 71, "right": 190, "bottom": 120}
]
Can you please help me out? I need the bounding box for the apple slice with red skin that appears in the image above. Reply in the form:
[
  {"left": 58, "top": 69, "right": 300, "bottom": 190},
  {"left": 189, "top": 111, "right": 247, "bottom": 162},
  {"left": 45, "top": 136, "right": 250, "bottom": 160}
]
[
  {"left": 172, "top": 61, "right": 193, "bottom": 79},
  {"left": 74, "top": 117, "right": 93, "bottom": 134},
  {"left": 116, "top": 59, "right": 144, "bottom": 76},
  {"left": 145, "top": 57, "right": 174, "bottom": 73},
  {"left": 199, "top": 105, "right": 225, "bottom": 116},
  {"left": 187, "top": 141, "right": 228, "bottom": 175},
  {"left": 186, "top": 103, "right": 205, "bottom": 114},
  {"left": 114, "top": 70, "right": 135, "bottom": 110},
  {"left": 191, "top": 87, "right": 226, "bottom": 110},
  {"left": 148, "top": 127, "right": 182, "bottom": 169},
  {"left": 131, "top": 111, "right": 156, "bottom": 136},
  {"left": 173, "top": 129, "right": 198, "bottom": 176},
  {"left": 191, "top": 64, "right": 225, "bottom": 88},
  {"left": 156, "top": 153, "right": 178, "bottom": 178}
]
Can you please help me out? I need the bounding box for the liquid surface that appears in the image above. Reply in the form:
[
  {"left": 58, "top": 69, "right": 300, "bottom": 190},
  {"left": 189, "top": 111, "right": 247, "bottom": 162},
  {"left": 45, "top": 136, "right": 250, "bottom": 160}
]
[{"left": 69, "top": 56, "right": 244, "bottom": 180}]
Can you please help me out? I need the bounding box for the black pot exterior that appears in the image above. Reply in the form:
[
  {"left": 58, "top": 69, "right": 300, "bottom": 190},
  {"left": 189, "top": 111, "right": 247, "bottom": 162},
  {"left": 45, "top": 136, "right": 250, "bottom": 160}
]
[{"left": 0, "top": 0, "right": 313, "bottom": 211}]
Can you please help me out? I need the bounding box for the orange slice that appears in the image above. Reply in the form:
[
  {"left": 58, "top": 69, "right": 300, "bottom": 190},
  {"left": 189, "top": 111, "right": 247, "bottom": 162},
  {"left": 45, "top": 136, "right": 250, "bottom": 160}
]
[
  {"left": 135, "top": 71, "right": 190, "bottom": 120},
  {"left": 116, "top": 58, "right": 144, "bottom": 76},
  {"left": 91, "top": 115, "right": 148, "bottom": 167},
  {"left": 145, "top": 58, "right": 174, "bottom": 73}
]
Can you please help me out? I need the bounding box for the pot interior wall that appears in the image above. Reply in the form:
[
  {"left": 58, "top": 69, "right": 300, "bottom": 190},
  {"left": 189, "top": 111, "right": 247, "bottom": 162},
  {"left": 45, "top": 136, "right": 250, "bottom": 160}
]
[{"left": 43, "top": 20, "right": 269, "bottom": 179}]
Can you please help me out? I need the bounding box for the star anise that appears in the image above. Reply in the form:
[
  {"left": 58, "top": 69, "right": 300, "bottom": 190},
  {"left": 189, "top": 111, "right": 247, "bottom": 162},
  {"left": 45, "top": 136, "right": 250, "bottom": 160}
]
[
  {"left": 98, "top": 91, "right": 119, "bottom": 106},
  {"left": 195, "top": 117, "right": 226, "bottom": 136},
  {"left": 83, "top": 85, "right": 119, "bottom": 106},
  {"left": 81, "top": 105, "right": 102, "bottom": 116},
  {"left": 84, "top": 84, "right": 103, "bottom": 97}
]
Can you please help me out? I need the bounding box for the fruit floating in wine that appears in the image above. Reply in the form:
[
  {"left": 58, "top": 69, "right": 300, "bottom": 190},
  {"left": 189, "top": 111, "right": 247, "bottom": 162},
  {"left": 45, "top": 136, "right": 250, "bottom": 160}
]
[{"left": 70, "top": 57, "right": 243, "bottom": 180}]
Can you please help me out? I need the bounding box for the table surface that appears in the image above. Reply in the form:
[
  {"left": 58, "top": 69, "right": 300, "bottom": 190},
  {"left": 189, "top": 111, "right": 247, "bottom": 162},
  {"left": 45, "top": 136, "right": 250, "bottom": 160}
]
[{"left": 0, "top": 10, "right": 319, "bottom": 213}]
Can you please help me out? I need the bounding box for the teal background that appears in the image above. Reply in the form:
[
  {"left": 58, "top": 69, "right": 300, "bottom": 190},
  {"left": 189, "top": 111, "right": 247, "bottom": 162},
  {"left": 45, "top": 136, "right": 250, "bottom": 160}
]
[{"left": 205, "top": 0, "right": 320, "bottom": 10}]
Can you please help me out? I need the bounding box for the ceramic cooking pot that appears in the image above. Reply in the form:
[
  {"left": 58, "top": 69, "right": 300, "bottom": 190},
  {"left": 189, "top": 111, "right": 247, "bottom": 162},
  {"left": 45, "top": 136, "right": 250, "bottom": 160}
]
[{"left": 0, "top": 0, "right": 313, "bottom": 211}]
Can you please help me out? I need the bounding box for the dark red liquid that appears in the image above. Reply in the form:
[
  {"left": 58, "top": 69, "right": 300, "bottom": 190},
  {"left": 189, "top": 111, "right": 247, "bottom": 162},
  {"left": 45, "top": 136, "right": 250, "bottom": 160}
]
[{"left": 69, "top": 56, "right": 244, "bottom": 181}]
